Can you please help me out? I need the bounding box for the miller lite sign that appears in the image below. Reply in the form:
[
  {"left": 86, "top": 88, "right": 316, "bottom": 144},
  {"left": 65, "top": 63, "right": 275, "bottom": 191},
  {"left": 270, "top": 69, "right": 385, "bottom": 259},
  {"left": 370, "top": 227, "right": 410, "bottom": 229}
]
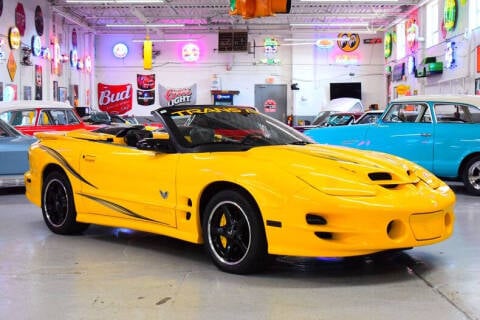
[{"left": 97, "top": 83, "right": 133, "bottom": 114}]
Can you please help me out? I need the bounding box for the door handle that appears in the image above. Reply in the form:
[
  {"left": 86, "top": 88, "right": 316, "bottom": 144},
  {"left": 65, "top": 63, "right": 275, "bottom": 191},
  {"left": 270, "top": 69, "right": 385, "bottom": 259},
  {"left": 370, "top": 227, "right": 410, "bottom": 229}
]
[
  {"left": 82, "top": 154, "right": 96, "bottom": 162},
  {"left": 420, "top": 133, "right": 432, "bottom": 137}
]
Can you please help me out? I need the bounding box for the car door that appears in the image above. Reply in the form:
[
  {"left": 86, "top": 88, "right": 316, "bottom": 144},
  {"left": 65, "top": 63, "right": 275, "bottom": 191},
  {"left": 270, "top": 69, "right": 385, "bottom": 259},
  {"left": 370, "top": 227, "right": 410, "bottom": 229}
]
[
  {"left": 431, "top": 102, "right": 480, "bottom": 178},
  {"left": 79, "top": 141, "right": 179, "bottom": 227},
  {"left": 363, "top": 102, "right": 435, "bottom": 171}
]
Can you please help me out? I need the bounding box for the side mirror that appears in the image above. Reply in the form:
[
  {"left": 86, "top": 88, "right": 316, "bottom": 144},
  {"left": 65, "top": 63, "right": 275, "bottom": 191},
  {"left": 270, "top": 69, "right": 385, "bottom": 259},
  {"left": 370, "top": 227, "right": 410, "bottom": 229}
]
[{"left": 136, "top": 138, "right": 176, "bottom": 153}]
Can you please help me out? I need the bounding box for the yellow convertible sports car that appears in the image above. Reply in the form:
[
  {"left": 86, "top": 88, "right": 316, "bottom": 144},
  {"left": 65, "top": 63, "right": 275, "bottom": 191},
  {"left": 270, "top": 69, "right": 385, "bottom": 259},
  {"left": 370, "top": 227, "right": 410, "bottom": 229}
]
[{"left": 24, "top": 105, "right": 455, "bottom": 274}]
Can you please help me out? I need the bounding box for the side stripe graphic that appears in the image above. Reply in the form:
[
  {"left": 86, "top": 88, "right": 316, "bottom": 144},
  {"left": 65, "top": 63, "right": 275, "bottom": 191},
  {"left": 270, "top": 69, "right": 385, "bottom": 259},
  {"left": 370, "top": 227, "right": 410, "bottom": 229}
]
[{"left": 79, "top": 193, "right": 167, "bottom": 225}]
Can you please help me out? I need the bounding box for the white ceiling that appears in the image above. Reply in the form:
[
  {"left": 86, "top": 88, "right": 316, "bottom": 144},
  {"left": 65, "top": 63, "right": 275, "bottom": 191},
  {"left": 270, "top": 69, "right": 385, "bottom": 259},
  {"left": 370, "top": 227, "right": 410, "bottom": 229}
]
[{"left": 48, "top": 0, "right": 422, "bottom": 37}]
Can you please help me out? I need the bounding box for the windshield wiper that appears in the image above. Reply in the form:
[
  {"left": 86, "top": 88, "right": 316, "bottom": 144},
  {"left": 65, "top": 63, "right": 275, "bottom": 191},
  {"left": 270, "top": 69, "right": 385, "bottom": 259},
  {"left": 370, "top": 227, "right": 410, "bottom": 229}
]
[{"left": 288, "top": 140, "right": 312, "bottom": 145}]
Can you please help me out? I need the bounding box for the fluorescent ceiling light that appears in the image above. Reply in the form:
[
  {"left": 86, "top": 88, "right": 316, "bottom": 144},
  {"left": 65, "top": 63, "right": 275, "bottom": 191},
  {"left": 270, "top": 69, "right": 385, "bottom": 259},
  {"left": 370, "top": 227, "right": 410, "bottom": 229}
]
[
  {"left": 301, "top": 0, "right": 397, "bottom": 2},
  {"left": 66, "top": 0, "right": 164, "bottom": 3},
  {"left": 290, "top": 22, "right": 369, "bottom": 27},
  {"left": 132, "top": 39, "right": 197, "bottom": 42},
  {"left": 283, "top": 38, "right": 344, "bottom": 41},
  {"left": 106, "top": 23, "right": 184, "bottom": 28}
]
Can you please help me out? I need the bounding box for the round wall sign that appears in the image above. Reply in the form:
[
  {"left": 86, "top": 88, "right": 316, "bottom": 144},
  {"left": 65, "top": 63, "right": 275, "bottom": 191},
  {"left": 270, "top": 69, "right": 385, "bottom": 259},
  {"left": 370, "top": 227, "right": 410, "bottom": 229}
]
[
  {"left": 113, "top": 42, "right": 128, "bottom": 58},
  {"left": 182, "top": 43, "right": 200, "bottom": 62},
  {"left": 85, "top": 55, "right": 92, "bottom": 73},
  {"left": 384, "top": 32, "right": 392, "bottom": 58},
  {"left": 337, "top": 33, "right": 360, "bottom": 52},
  {"left": 72, "top": 28, "right": 78, "bottom": 47},
  {"left": 31, "top": 35, "right": 42, "bottom": 56},
  {"left": 35, "top": 6, "right": 44, "bottom": 36},
  {"left": 70, "top": 49, "right": 78, "bottom": 68},
  {"left": 444, "top": 0, "right": 457, "bottom": 31},
  {"left": 15, "top": 3, "right": 26, "bottom": 36},
  {"left": 8, "top": 27, "right": 21, "bottom": 49}
]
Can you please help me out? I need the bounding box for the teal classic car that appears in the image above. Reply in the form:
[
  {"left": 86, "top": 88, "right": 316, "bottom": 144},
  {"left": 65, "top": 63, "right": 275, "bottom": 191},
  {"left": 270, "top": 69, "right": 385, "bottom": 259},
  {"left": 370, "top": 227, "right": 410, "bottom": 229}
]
[{"left": 304, "top": 95, "right": 480, "bottom": 195}]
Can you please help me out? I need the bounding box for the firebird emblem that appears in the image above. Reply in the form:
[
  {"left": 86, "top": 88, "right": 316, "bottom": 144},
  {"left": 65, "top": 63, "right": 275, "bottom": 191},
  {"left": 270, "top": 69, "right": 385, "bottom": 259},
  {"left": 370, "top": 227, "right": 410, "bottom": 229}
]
[{"left": 160, "top": 190, "right": 168, "bottom": 199}]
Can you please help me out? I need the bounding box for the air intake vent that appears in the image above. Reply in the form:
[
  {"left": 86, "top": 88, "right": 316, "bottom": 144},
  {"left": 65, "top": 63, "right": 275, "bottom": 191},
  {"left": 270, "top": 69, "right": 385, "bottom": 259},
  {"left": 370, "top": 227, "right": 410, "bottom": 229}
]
[{"left": 368, "top": 172, "right": 392, "bottom": 181}]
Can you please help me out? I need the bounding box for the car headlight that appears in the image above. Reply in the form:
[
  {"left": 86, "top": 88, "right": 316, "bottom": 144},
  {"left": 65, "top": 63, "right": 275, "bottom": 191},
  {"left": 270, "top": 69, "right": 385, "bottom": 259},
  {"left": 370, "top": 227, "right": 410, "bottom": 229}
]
[
  {"left": 412, "top": 165, "right": 445, "bottom": 190},
  {"left": 297, "top": 174, "right": 377, "bottom": 196}
]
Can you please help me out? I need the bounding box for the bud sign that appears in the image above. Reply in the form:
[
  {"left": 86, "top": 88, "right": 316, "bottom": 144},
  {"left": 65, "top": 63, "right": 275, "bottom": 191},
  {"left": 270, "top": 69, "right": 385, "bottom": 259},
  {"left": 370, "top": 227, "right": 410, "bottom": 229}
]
[{"left": 97, "top": 83, "right": 133, "bottom": 114}]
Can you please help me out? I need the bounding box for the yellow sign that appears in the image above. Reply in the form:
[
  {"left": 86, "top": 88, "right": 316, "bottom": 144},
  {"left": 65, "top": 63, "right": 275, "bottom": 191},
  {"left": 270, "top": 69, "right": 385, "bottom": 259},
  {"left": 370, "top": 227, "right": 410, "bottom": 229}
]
[
  {"left": 143, "top": 38, "right": 152, "bottom": 70},
  {"left": 8, "top": 27, "right": 21, "bottom": 49},
  {"left": 7, "top": 51, "right": 17, "bottom": 81},
  {"left": 337, "top": 33, "right": 360, "bottom": 52}
]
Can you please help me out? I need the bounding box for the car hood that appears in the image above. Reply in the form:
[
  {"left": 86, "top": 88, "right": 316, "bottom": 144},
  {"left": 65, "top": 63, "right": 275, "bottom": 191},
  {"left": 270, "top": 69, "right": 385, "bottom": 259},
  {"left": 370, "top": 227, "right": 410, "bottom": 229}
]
[
  {"left": 304, "top": 123, "right": 371, "bottom": 146},
  {"left": 246, "top": 144, "right": 436, "bottom": 196},
  {"left": 1, "top": 135, "right": 37, "bottom": 146}
]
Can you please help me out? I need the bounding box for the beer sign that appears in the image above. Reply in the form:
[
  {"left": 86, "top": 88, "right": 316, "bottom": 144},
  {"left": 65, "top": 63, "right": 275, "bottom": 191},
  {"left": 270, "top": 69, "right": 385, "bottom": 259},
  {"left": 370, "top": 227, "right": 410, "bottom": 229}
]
[{"left": 97, "top": 83, "right": 133, "bottom": 114}]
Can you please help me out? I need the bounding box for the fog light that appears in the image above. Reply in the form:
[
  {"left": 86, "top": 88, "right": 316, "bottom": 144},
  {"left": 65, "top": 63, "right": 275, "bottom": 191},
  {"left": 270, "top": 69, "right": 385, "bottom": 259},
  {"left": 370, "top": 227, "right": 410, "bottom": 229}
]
[{"left": 387, "top": 219, "right": 406, "bottom": 240}]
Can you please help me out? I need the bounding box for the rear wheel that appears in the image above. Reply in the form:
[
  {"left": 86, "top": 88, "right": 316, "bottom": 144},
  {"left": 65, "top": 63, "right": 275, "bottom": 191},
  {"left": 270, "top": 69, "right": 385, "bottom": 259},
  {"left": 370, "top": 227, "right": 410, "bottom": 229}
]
[
  {"left": 462, "top": 156, "right": 480, "bottom": 196},
  {"left": 42, "top": 171, "right": 89, "bottom": 234},
  {"left": 202, "top": 190, "right": 269, "bottom": 274}
]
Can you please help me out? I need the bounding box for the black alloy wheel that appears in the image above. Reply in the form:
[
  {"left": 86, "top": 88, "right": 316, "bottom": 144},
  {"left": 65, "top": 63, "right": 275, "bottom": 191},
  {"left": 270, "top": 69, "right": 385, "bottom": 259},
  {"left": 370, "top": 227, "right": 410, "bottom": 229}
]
[
  {"left": 202, "top": 190, "right": 269, "bottom": 274},
  {"left": 42, "top": 171, "right": 89, "bottom": 234}
]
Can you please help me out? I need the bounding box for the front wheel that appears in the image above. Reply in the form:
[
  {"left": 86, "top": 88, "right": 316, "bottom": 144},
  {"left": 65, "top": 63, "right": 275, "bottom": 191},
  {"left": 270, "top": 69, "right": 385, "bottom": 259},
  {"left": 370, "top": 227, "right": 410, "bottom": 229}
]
[
  {"left": 42, "top": 171, "right": 90, "bottom": 234},
  {"left": 462, "top": 156, "right": 480, "bottom": 196},
  {"left": 202, "top": 190, "right": 269, "bottom": 274}
]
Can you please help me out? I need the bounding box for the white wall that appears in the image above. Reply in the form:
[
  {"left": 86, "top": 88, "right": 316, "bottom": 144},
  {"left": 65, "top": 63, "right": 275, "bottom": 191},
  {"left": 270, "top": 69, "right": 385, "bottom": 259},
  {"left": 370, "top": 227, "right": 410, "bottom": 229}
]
[
  {"left": 94, "top": 32, "right": 386, "bottom": 117},
  {"left": 291, "top": 34, "right": 387, "bottom": 116},
  {"left": 94, "top": 34, "right": 292, "bottom": 116}
]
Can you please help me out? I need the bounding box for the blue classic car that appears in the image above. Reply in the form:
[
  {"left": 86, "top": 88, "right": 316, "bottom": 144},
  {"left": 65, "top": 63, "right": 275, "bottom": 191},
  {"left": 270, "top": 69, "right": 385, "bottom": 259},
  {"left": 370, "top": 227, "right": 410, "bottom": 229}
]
[
  {"left": 305, "top": 95, "right": 480, "bottom": 195},
  {"left": 0, "top": 119, "right": 37, "bottom": 188}
]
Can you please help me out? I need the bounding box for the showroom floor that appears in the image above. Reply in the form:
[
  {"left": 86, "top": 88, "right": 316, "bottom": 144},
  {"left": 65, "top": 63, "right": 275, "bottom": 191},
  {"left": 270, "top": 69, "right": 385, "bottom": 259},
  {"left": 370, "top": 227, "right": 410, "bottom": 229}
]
[{"left": 0, "top": 183, "right": 478, "bottom": 320}]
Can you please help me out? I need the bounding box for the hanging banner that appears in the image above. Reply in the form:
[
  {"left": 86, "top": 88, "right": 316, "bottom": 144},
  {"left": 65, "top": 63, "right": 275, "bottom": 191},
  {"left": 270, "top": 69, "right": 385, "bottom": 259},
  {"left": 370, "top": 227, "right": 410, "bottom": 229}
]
[
  {"left": 159, "top": 84, "right": 197, "bottom": 107},
  {"left": 97, "top": 83, "right": 133, "bottom": 114},
  {"left": 35, "top": 65, "right": 42, "bottom": 100},
  {"left": 137, "top": 74, "right": 155, "bottom": 106}
]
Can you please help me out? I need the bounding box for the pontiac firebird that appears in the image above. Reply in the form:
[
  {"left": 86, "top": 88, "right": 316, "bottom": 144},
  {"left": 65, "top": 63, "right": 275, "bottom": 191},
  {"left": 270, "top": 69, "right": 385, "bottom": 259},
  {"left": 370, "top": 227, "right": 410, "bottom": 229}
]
[{"left": 24, "top": 105, "right": 455, "bottom": 274}]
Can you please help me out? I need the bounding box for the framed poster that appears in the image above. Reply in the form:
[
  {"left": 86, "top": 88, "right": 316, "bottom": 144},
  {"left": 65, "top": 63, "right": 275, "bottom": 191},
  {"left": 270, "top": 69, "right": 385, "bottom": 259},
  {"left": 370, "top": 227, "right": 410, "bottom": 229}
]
[
  {"left": 53, "top": 80, "right": 58, "bottom": 100},
  {"left": 35, "top": 65, "right": 42, "bottom": 100},
  {"left": 23, "top": 86, "right": 32, "bottom": 100},
  {"left": 59, "top": 87, "right": 67, "bottom": 102}
]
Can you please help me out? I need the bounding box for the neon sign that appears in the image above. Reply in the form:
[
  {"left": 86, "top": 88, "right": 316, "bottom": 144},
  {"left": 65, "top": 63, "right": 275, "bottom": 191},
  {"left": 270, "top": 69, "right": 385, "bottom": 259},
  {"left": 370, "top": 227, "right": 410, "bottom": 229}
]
[
  {"left": 444, "top": 0, "right": 457, "bottom": 32},
  {"left": 445, "top": 41, "right": 456, "bottom": 69},
  {"left": 384, "top": 32, "right": 392, "bottom": 58},
  {"left": 182, "top": 43, "right": 200, "bottom": 62}
]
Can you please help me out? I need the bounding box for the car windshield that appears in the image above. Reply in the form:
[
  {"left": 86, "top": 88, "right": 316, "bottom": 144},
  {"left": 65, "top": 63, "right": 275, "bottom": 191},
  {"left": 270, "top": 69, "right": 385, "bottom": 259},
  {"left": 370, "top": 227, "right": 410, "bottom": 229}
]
[
  {"left": 0, "top": 119, "right": 22, "bottom": 137},
  {"left": 311, "top": 111, "right": 333, "bottom": 126},
  {"left": 155, "top": 106, "right": 313, "bottom": 149}
]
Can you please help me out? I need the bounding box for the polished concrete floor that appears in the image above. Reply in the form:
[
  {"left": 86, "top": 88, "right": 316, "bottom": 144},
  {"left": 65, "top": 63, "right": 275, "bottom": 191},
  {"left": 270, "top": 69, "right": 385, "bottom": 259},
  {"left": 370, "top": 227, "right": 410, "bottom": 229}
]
[{"left": 0, "top": 183, "right": 479, "bottom": 320}]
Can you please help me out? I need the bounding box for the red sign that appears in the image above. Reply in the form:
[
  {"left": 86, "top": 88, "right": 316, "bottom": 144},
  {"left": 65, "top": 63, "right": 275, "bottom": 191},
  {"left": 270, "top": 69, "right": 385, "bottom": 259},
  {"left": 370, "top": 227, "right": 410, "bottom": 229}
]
[
  {"left": 15, "top": 3, "right": 26, "bottom": 36},
  {"left": 97, "top": 83, "right": 133, "bottom": 114},
  {"left": 477, "top": 46, "right": 480, "bottom": 73},
  {"left": 264, "top": 99, "right": 277, "bottom": 113},
  {"left": 363, "top": 38, "right": 382, "bottom": 44}
]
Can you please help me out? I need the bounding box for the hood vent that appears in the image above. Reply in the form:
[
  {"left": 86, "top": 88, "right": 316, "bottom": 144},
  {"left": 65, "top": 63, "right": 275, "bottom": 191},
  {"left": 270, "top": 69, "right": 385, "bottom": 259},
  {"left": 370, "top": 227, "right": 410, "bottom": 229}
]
[{"left": 368, "top": 172, "right": 392, "bottom": 181}]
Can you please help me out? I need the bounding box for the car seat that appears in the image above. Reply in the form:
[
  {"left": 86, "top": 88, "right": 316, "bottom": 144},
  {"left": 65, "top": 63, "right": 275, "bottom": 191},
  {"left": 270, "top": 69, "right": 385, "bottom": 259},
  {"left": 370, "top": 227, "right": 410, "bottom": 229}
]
[
  {"left": 124, "top": 128, "right": 153, "bottom": 147},
  {"left": 189, "top": 127, "right": 215, "bottom": 145}
]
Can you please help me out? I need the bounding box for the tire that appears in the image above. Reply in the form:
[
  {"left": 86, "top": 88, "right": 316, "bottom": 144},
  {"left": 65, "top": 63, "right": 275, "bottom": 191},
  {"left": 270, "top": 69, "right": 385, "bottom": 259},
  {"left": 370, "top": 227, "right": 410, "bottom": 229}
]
[
  {"left": 202, "top": 190, "right": 269, "bottom": 274},
  {"left": 42, "top": 171, "right": 90, "bottom": 234},
  {"left": 462, "top": 156, "right": 480, "bottom": 196}
]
